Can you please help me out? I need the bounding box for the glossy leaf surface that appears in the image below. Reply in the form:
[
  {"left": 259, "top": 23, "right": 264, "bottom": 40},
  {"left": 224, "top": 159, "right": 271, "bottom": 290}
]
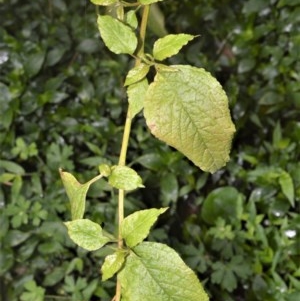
[
  {"left": 121, "top": 208, "right": 168, "bottom": 247},
  {"left": 64, "top": 219, "right": 112, "bottom": 251},
  {"left": 119, "top": 242, "right": 209, "bottom": 301},
  {"left": 97, "top": 15, "right": 137, "bottom": 54},
  {"left": 144, "top": 65, "right": 236, "bottom": 173}
]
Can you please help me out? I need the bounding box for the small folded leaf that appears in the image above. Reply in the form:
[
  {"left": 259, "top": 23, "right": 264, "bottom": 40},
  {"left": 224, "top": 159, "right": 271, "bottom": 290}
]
[
  {"left": 121, "top": 208, "right": 168, "bottom": 248},
  {"left": 60, "top": 169, "right": 92, "bottom": 220},
  {"left": 90, "top": 0, "right": 117, "bottom": 5},
  {"left": 125, "top": 10, "right": 138, "bottom": 29},
  {"left": 99, "top": 164, "right": 111, "bottom": 177},
  {"left": 128, "top": 78, "right": 149, "bottom": 118},
  {"left": 102, "top": 250, "right": 127, "bottom": 281},
  {"left": 124, "top": 64, "right": 150, "bottom": 86},
  {"left": 144, "top": 65, "right": 236, "bottom": 173},
  {"left": 65, "top": 219, "right": 112, "bottom": 251},
  {"left": 97, "top": 15, "right": 137, "bottom": 55},
  {"left": 153, "top": 34, "right": 195, "bottom": 61},
  {"left": 119, "top": 242, "right": 209, "bottom": 301},
  {"left": 108, "top": 166, "right": 144, "bottom": 191}
]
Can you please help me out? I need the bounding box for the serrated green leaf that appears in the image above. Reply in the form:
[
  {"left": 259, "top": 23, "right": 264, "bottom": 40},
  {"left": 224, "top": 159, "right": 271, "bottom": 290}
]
[
  {"left": 60, "top": 170, "right": 91, "bottom": 220},
  {"left": 144, "top": 65, "right": 236, "bottom": 173},
  {"left": 90, "top": 0, "right": 117, "bottom": 5},
  {"left": 139, "top": 0, "right": 163, "bottom": 4},
  {"left": 119, "top": 242, "right": 209, "bottom": 301},
  {"left": 153, "top": 34, "right": 195, "bottom": 61},
  {"left": 102, "top": 250, "right": 127, "bottom": 281},
  {"left": 108, "top": 166, "right": 144, "bottom": 191},
  {"left": 125, "top": 64, "right": 150, "bottom": 86},
  {"left": 128, "top": 78, "right": 149, "bottom": 118},
  {"left": 121, "top": 208, "right": 168, "bottom": 247},
  {"left": 97, "top": 15, "right": 137, "bottom": 55},
  {"left": 279, "top": 171, "right": 294, "bottom": 207},
  {"left": 64, "top": 219, "right": 112, "bottom": 251}
]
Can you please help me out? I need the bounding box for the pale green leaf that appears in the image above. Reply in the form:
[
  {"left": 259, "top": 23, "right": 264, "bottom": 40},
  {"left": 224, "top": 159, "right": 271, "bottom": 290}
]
[
  {"left": 108, "top": 165, "right": 144, "bottom": 191},
  {"left": 102, "top": 250, "right": 127, "bottom": 281},
  {"left": 121, "top": 208, "right": 168, "bottom": 248},
  {"left": 99, "top": 164, "right": 111, "bottom": 177},
  {"left": 59, "top": 170, "right": 91, "bottom": 220},
  {"left": 139, "top": 0, "right": 163, "bottom": 4},
  {"left": 153, "top": 34, "right": 195, "bottom": 61},
  {"left": 125, "top": 10, "right": 138, "bottom": 29},
  {"left": 124, "top": 64, "right": 150, "bottom": 86},
  {"left": 97, "top": 15, "right": 137, "bottom": 54},
  {"left": 279, "top": 171, "right": 294, "bottom": 207},
  {"left": 90, "top": 0, "right": 117, "bottom": 5},
  {"left": 119, "top": 242, "right": 209, "bottom": 301},
  {"left": 144, "top": 65, "right": 236, "bottom": 173},
  {"left": 64, "top": 219, "right": 112, "bottom": 251},
  {"left": 128, "top": 78, "right": 149, "bottom": 118},
  {"left": 155, "top": 63, "right": 179, "bottom": 72}
]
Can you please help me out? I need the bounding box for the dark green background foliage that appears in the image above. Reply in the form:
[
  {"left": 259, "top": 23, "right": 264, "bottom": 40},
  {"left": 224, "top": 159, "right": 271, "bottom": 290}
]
[{"left": 0, "top": 0, "right": 299, "bottom": 300}]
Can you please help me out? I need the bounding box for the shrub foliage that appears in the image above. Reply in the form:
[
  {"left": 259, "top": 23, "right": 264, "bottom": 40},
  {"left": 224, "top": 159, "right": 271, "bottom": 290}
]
[{"left": 0, "top": 0, "right": 299, "bottom": 300}]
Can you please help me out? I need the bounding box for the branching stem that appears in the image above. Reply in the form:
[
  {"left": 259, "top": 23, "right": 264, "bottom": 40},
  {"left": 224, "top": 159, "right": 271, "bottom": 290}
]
[{"left": 114, "top": 5, "right": 150, "bottom": 301}]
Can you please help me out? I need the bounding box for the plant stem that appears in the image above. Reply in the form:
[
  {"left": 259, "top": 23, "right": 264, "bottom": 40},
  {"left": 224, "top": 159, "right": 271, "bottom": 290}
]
[
  {"left": 115, "top": 5, "right": 150, "bottom": 301},
  {"left": 136, "top": 4, "right": 150, "bottom": 64}
]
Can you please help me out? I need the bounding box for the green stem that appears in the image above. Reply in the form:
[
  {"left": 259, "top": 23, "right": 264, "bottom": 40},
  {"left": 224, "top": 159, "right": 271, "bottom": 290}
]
[
  {"left": 115, "top": 5, "right": 150, "bottom": 301},
  {"left": 136, "top": 4, "right": 150, "bottom": 64}
]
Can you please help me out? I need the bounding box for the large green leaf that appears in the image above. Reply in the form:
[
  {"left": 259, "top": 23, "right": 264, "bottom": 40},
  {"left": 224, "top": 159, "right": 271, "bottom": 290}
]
[
  {"left": 64, "top": 219, "right": 112, "bottom": 251},
  {"left": 153, "top": 34, "right": 195, "bottom": 61},
  {"left": 119, "top": 242, "right": 209, "bottom": 301},
  {"left": 121, "top": 208, "right": 168, "bottom": 248},
  {"left": 144, "top": 65, "right": 236, "bottom": 173},
  {"left": 97, "top": 15, "right": 137, "bottom": 55}
]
